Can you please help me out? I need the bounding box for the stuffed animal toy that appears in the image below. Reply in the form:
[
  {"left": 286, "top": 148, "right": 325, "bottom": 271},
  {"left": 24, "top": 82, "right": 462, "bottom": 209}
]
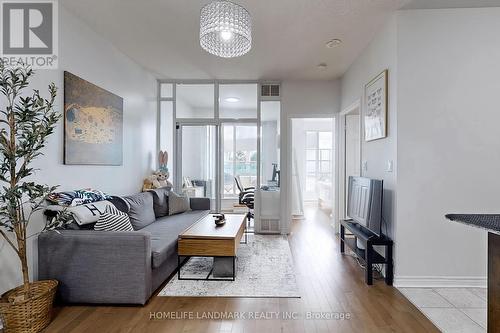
[
  {"left": 142, "top": 176, "right": 155, "bottom": 191},
  {"left": 157, "top": 150, "right": 172, "bottom": 187},
  {"left": 159, "top": 151, "right": 169, "bottom": 174},
  {"left": 142, "top": 151, "right": 173, "bottom": 191},
  {"left": 153, "top": 170, "right": 171, "bottom": 188}
]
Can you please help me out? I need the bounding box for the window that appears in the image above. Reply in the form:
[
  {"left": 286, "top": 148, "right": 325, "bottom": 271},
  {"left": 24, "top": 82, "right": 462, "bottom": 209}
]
[
  {"left": 260, "top": 101, "right": 280, "bottom": 186},
  {"left": 159, "top": 101, "right": 174, "bottom": 179},
  {"left": 305, "top": 131, "right": 332, "bottom": 193},
  {"left": 176, "top": 84, "right": 214, "bottom": 118},
  {"left": 160, "top": 83, "right": 173, "bottom": 98},
  {"left": 222, "top": 124, "right": 257, "bottom": 198},
  {"left": 219, "top": 84, "right": 257, "bottom": 119}
]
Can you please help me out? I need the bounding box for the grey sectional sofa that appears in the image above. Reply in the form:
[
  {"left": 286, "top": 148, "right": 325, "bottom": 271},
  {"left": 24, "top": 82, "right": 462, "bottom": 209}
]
[{"left": 38, "top": 189, "right": 210, "bottom": 305}]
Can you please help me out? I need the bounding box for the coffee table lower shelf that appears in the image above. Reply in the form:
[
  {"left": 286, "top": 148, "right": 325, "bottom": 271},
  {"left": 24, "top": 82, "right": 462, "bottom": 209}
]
[
  {"left": 176, "top": 214, "right": 247, "bottom": 282},
  {"left": 177, "top": 255, "right": 236, "bottom": 281}
]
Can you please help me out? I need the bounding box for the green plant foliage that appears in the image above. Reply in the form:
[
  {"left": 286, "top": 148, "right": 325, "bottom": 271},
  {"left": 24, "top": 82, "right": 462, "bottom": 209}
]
[{"left": 0, "top": 61, "right": 64, "bottom": 291}]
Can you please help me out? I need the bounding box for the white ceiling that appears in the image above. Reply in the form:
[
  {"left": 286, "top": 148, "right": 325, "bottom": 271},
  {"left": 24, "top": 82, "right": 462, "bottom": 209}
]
[
  {"left": 61, "top": 0, "right": 500, "bottom": 81},
  {"left": 61, "top": 0, "right": 407, "bottom": 80},
  {"left": 402, "top": 0, "right": 500, "bottom": 10}
]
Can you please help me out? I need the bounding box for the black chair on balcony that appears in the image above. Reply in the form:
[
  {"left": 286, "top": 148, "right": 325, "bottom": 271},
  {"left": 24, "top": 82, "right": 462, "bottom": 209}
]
[{"left": 234, "top": 176, "right": 254, "bottom": 230}]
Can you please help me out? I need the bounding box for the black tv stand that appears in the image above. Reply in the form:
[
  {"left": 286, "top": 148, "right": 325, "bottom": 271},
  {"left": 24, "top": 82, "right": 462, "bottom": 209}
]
[{"left": 340, "top": 219, "right": 393, "bottom": 285}]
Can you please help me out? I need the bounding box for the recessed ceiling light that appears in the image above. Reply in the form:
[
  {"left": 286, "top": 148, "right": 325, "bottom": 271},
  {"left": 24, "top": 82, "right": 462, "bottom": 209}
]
[
  {"left": 317, "top": 63, "right": 328, "bottom": 70},
  {"left": 326, "top": 39, "right": 342, "bottom": 48},
  {"left": 225, "top": 97, "right": 240, "bottom": 103}
]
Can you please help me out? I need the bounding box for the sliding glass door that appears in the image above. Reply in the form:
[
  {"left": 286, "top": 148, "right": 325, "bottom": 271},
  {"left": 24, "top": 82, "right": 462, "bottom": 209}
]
[
  {"left": 177, "top": 123, "right": 257, "bottom": 213},
  {"left": 165, "top": 81, "right": 263, "bottom": 215},
  {"left": 221, "top": 123, "right": 258, "bottom": 212}
]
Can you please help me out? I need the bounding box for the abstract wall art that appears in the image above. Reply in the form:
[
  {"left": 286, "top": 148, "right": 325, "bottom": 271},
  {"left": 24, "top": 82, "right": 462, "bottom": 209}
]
[{"left": 64, "top": 71, "right": 123, "bottom": 165}]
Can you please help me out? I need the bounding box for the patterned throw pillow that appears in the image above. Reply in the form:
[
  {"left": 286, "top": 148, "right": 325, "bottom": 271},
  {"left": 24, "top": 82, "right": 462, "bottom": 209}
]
[
  {"left": 94, "top": 205, "right": 133, "bottom": 232},
  {"left": 47, "top": 188, "right": 112, "bottom": 207},
  {"left": 72, "top": 189, "right": 112, "bottom": 206},
  {"left": 47, "top": 191, "right": 78, "bottom": 206}
]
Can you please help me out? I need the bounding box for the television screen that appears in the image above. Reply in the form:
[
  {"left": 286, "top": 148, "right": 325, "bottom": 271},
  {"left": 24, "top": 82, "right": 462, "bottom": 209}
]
[{"left": 347, "top": 176, "right": 383, "bottom": 236}]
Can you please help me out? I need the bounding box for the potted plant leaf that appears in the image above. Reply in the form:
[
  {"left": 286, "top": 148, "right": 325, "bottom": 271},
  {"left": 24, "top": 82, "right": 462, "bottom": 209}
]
[{"left": 0, "top": 61, "right": 64, "bottom": 332}]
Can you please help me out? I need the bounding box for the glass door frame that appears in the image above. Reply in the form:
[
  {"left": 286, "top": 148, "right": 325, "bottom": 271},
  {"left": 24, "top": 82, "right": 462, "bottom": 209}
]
[
  {"left": 162, "top": 79, "right": 261, "bottom": 213},
  {"left": 176, "top": 122, "right": 219, "bottom": 211},
  {"left": 219, "top": 120, "right": 259, "bottom": 205}
]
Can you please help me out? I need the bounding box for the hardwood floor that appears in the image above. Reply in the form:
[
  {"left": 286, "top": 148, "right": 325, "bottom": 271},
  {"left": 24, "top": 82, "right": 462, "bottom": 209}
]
[{"left": 44, "top": 206, "right": 438, "bottom": 333}]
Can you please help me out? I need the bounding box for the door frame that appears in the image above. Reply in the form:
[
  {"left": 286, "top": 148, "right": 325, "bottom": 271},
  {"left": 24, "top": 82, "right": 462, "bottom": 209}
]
[
  {"left": 336, "top": 99, "right": 362, "bottom": 233},
  {"left": 168, "top": 80, "right": 261, "bottom": 213},
  {"left": 160, "top": 80, "right": 284, "bottom": 233},
  {"left": 219, "top": 120, "right": 259, "bottom": 207},
  {"left": 176, "top": 122, "right": 219, "bottom": 211},
  {"left": 286, "top": 115, "right": 336, "bottom": 232}
]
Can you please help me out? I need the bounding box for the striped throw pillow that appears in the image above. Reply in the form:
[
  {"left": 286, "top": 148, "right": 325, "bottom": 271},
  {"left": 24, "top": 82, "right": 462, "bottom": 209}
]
[{"left": 94, "top": 205, "right": 133, "bottom": 232}]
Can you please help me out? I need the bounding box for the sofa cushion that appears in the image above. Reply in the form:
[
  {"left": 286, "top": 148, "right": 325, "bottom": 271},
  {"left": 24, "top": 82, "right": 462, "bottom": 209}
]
[
  {"left": 189, "top": 197, "right": 211, "bottom": 211},
  {"left": 108, "top": 196, "right": 130, "bottom": 213},
  {"left": 123, "top": 192, "right": 156, "bottom": 230},
  {"left": 147, "top": 187, "right": 171, "bottom": 218},
  {"left": 168, "top": 191, "right": 190, "bottom": 215},
  {"left": 141, "top": 210, "right": 209, "bottom": 268}
]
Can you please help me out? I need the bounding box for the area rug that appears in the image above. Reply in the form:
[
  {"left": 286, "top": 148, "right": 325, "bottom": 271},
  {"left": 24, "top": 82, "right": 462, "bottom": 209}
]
[{"left": 158, "top": 234, "right": 300, "bottom": 298}]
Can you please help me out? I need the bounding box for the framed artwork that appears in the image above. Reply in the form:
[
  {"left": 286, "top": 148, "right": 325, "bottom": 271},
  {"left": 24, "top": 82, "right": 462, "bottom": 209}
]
[
  {"left": 364, "top": 69, "right": 388, "bottom": 142},
  {"left": 64, "top": 71, "right": 123, "bottom": 165}
]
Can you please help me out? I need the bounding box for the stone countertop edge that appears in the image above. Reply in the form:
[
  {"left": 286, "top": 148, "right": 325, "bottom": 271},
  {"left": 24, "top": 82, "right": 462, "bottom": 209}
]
[{"left": 446, "top": 214, "right": 500, "bottom": 235}]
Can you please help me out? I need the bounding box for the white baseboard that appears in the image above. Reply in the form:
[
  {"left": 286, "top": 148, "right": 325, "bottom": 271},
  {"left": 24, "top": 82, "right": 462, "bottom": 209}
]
[{"left": 394, "top": 276, "right": 487, "bottom": 288}]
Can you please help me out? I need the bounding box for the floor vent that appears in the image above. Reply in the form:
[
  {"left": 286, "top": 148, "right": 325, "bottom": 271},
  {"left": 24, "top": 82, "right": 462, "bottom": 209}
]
[{"left": 260, "top": 218, "right": 280, "bottom": 233}]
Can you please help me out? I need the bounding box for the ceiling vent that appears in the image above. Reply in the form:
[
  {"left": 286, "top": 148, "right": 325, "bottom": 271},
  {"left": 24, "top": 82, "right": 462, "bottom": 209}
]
[{"left": 261, "top": 84, "right": 280, "bottom": 97}]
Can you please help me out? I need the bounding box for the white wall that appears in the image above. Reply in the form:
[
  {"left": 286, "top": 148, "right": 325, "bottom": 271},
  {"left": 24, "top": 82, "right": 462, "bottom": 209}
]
[
  {"left": 340, "top": 8, "right": 497, "bottom": 286},
  {"left": 0, "top": 6, "right": 157, "bottom": 294},
  {"left": 395, "top": 8, "right": 499, "bottom": 285},
  {"left": 340, "top": 16, "right": 398, "bottom": 241},
  {"left": 281, "top": 80, "right": 341, "bottom": 232},
  {"left": 282, "top": 80, "right": 341, "bottom": 118}
]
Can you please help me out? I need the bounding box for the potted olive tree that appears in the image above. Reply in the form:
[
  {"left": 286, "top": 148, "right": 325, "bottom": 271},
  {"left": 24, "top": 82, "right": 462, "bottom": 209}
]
[{"left": 0, "top": 62, "right": 63, "bottom": 333}]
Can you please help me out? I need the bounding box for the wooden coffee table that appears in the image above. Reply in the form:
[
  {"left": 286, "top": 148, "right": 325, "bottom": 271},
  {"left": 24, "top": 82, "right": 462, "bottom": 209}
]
[{"left": 177, "top": 214, "right": 246, "bottom": 281}]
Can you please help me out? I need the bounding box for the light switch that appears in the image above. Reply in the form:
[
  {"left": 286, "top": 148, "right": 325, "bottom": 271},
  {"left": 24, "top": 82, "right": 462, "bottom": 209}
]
[
  {"left": 386, "top": 160, "right": 394, "bottom": 172},
  {"left": 362, "top": 161, "right": 368, "bottom": 172}
]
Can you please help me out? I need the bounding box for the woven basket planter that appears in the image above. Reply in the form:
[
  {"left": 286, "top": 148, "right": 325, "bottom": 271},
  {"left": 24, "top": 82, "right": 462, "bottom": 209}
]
[{"left": 0, "top": 280, "right": 58, "bottom": 333}]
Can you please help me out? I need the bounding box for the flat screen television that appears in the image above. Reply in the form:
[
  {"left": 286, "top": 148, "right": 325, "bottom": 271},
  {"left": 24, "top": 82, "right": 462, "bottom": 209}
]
[{"left": 347, "top": 176, "right": 383, "bottom": 237}]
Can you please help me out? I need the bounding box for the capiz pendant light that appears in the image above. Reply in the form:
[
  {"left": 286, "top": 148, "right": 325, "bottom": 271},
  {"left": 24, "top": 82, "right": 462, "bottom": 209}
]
[{"left": 200, "top": 1, "right": 252, "bottom": 58}]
